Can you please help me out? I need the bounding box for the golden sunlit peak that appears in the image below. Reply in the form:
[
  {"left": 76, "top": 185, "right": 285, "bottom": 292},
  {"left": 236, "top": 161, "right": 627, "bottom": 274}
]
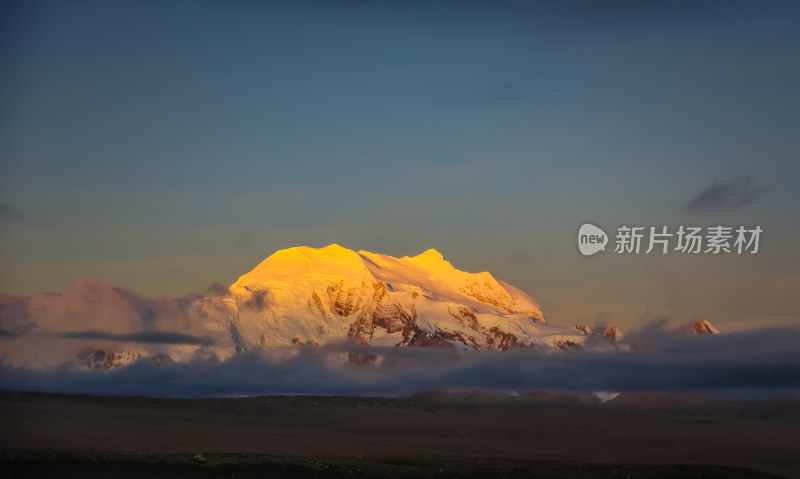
[
  {"left": 408, "top": 248, "right": 451, "bottom": 270},
  {"left": 412, "top": 248, "right": 444, "bottom": 261},
  {"left": 267, "top": 244, "right": 362, "bottom": 264},
  {"left": 273, "top": 244, "right": 349, "bottom": 257}
]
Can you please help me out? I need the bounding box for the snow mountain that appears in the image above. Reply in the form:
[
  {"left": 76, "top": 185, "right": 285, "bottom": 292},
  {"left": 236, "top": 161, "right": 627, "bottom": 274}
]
[
  {"left": 209, "top": 244, "right": 594, "bottom": 352},
  {"left": 0, "top": 245, "right": 614, "bottom": 369}
]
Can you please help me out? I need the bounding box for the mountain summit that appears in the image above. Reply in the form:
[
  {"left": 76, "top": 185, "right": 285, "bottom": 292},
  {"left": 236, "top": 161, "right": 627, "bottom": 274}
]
[{"left": 213, "top": 244, "right": 593, "bottom": 351}]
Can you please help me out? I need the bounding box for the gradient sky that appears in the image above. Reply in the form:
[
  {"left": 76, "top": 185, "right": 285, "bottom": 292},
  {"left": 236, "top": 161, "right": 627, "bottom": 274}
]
[{"left": 2, "top": 1, "right": 799, "bottom": 331}]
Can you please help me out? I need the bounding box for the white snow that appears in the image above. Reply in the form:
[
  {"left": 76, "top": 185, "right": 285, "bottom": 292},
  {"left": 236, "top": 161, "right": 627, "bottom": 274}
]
[{"left": 219, "top": 245, "right": 585, "bottom": 351}]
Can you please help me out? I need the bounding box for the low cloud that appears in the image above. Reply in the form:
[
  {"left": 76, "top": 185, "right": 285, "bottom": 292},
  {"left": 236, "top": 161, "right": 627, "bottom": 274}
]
[
  {"left": 2, "top": 279, "right": 799, "bottom": 400},
  {"left": 1, "top": 326, "right": 799, "bottom": 399},
  {"left": 685, "top": 177, "right": 762, "bottom": 214}
]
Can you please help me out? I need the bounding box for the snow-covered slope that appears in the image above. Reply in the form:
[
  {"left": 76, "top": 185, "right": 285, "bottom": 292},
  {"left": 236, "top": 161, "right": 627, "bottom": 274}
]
[
  {"left": 0, "top": 245, "right": 608, "bottom": 369},
  {"left": 222, "top": 244, "right": 590, "bottom": 351}
]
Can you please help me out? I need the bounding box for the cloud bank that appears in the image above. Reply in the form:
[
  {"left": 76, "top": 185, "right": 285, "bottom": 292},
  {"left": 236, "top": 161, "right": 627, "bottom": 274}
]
[
  {"left": 1, "top": 278, "right": 799, "bottom": 400},
  {"left": 1, "top": 326, "right": 799, "bottom": 399}
]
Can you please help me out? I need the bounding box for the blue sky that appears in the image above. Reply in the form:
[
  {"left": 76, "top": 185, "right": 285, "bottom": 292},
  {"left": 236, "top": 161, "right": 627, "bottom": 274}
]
[{"left": 2, "top": 1, "right": 799, "bottom": 330}]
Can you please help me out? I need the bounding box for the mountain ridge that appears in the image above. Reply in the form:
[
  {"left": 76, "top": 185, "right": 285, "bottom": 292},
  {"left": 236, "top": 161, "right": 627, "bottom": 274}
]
[{"left": 3, "top": 245, "right": 731, "bottom": 370}]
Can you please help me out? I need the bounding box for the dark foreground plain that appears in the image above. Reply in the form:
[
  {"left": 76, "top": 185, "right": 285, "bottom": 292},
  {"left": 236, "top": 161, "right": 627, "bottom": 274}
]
[{"left": 1, "top": 390, "right": 799, "bottom": 478}]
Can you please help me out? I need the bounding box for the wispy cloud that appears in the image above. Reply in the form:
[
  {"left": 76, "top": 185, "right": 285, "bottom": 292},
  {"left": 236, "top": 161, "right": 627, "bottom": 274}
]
[
  {"left": 53, "top": 331, "right": 217, "bottom": 346},
  {"left": 0, "top": 203, "right": 24, "bottom": 222},
  {"left": 685, "top": 177, "right": 762, "bottom": 214},
  {"left": 0, "top": 323, "right": 36, "bottom": 338},
  {"left": 205, "top": 282, "right": 230, "bottom": 297}
]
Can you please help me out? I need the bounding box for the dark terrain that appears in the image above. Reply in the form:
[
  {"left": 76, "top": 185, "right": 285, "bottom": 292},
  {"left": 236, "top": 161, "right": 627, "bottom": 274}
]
[{"left": 1, "top": 390, "right": 798, "bottom": 478}]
